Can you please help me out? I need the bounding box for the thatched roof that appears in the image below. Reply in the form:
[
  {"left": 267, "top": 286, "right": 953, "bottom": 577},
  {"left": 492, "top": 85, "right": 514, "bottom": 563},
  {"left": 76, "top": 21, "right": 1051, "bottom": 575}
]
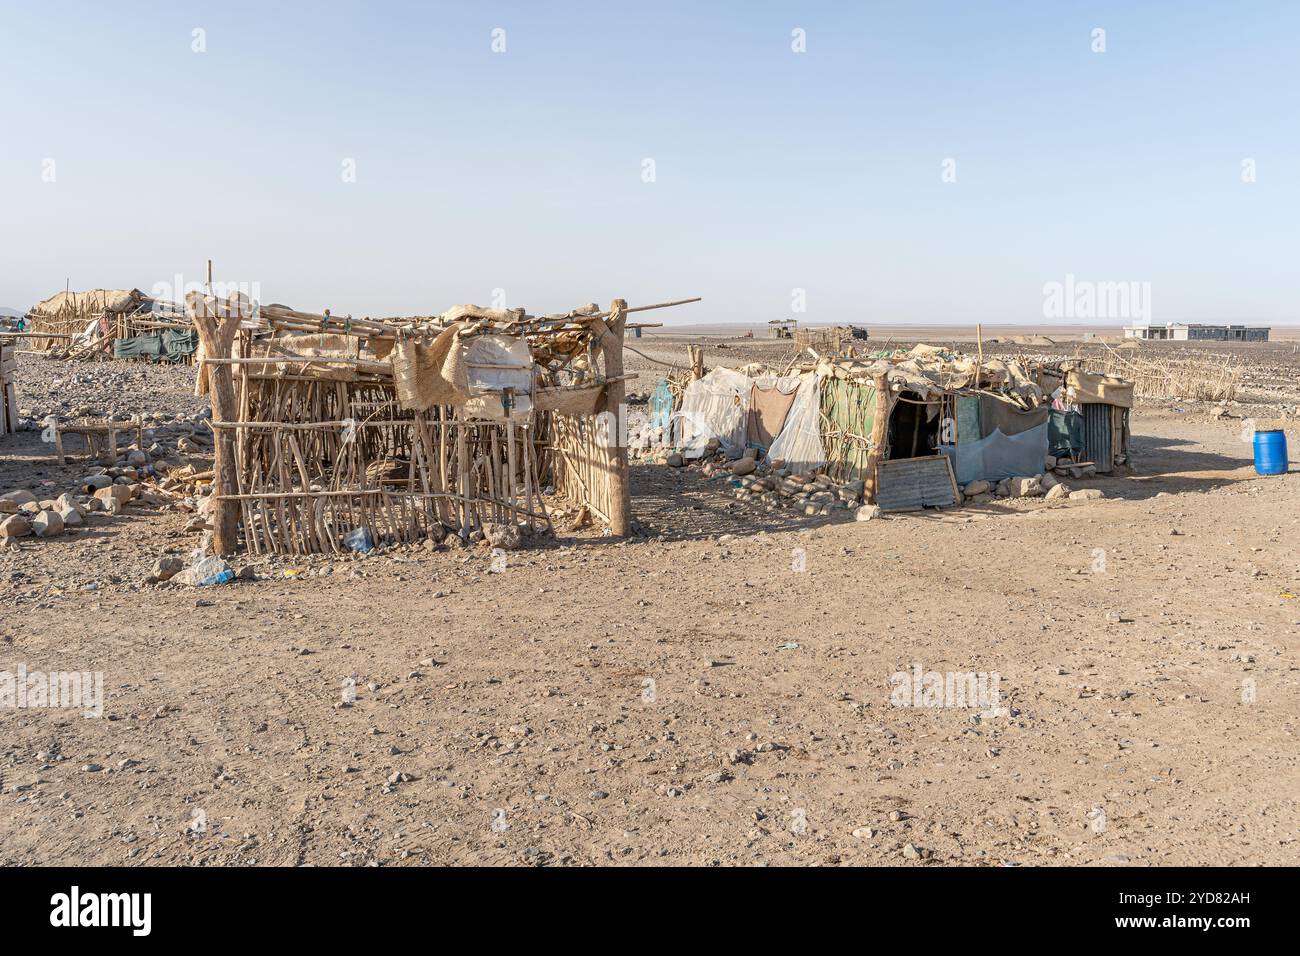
[{"left": 29, "top": 288, "right": 149, "bottom": 317}]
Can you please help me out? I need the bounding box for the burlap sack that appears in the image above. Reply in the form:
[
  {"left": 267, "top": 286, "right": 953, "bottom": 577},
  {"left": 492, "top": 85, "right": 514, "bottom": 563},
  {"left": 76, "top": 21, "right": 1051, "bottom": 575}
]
[{"left": 391, "top": 323, "right": 468, "bottom": 410}]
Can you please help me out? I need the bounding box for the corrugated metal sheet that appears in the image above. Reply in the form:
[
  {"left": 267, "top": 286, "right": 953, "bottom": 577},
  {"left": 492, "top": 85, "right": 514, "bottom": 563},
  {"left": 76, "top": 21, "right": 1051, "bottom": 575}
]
[
  {"left": 876, "top": 455, "right": 957, "bottom": 512},
  {"left": 1081, "top": 403, "right": 1113, "bottom": 473}
]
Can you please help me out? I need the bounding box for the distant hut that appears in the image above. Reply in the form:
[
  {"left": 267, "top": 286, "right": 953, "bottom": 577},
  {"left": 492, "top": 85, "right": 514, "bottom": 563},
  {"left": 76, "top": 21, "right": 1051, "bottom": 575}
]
[{"left": 24, "top": 288, "right": 193, "bottom": 361}]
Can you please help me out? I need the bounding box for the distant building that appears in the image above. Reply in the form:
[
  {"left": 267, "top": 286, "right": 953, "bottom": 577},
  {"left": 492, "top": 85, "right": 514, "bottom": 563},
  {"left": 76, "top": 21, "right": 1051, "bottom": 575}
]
[{"left": 1122, "top": 322, "right": 1270, "bottom": 342}]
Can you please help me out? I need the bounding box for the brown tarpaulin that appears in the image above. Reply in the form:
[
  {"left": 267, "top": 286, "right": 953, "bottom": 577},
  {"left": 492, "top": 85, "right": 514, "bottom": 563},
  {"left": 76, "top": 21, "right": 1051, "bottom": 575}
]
[
  {"left": 978, "top": 394, "right": 1049, "bottom": 437},
  {"left": 746, "top": 382, "right": 798, "bottom": 448}
]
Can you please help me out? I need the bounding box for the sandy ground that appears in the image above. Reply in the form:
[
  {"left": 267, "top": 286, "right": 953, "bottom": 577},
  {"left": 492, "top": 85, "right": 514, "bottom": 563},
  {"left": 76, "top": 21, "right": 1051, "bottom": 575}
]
[{"left": 1, "top": 348, "right": 1298, "bottom": 867}]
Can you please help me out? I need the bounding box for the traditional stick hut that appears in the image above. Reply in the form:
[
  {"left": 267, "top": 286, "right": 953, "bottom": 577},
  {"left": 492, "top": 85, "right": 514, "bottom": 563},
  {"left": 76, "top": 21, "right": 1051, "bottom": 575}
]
[
  {"left": 23, "top": 288, "right": 192, "bottom": 361},
  {"left": 187, "top": 292, "right": 695, "bottom": 556}
]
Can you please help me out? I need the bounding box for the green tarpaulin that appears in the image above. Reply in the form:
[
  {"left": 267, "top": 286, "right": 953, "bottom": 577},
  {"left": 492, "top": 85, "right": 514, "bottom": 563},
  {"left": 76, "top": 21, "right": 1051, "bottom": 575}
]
[
  {"left": 112, "top": 329, "right": 197, "bottom": 362},
  {"left": 821, "top": 377, "right": 877, "bottom": 480},
  {"left": 1048, "top": 408, "right": 1084, "bottom": 457}
]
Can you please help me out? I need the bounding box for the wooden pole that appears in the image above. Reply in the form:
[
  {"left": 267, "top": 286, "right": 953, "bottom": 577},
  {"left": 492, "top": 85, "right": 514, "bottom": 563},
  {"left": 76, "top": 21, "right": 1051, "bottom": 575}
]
[
  {"left": 187, "top": 290, "right": 244, "bottom": 555},
  {"left": 863, "top": 372, "right": 891, "bottom": 505},
  {"left": 687, "top": 344, "right": 705, "bottom": 380},
  {"left": 599, "top": 298, "right": 632, "bottom": 536}
]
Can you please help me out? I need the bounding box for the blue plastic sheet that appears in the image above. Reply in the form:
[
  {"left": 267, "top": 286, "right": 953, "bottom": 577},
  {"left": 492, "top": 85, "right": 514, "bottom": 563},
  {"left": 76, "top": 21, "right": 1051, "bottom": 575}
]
[{"left": 649, "top": 378, "right": 673, "bottom": 431}]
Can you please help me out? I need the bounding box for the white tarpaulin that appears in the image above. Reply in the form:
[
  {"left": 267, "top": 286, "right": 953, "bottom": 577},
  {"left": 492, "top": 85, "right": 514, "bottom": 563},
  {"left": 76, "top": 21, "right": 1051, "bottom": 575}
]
[
  {"left": 672, "top": 367, "right": 750, "bottom": 458},
  {"left": 766, "top": 372, "right": 826, "bottom": 473},
  {"left": 462, "top": 334, "right": 534, "bottom": 422}
]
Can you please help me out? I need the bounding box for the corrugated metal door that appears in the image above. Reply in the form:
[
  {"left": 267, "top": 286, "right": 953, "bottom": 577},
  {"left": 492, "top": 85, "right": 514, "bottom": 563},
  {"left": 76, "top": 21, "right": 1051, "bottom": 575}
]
[{"left": 1081, "top": 403, "right": 1113, "bottom": 473}]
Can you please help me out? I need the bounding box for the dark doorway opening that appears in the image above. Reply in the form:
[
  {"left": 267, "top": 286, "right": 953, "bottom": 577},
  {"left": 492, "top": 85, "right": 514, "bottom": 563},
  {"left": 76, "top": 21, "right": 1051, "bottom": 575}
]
[{"left": 887, "top": 391, "right": 940, "bottom": 459}]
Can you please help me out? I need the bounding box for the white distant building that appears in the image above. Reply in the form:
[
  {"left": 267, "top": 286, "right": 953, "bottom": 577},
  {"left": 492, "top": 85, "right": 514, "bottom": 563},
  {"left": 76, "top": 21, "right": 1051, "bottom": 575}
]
[{"left": 1123, "top": 321, "right": 1270, "bottom": 342}]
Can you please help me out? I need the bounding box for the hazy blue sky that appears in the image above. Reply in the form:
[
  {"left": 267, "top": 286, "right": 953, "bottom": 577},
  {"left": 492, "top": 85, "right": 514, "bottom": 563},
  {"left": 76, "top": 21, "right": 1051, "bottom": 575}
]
[{"left": 2, "top": 1, "right": 1296, "bottom": 325}]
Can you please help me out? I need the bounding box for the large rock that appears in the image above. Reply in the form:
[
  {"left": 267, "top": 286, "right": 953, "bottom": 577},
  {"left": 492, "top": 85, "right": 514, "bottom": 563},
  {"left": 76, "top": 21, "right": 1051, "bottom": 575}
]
[
  {"left": 149, "top": 556, "right": 185, "bottom": 583},
  {"left": 483, "top": 522, "right": 523, "bottom": 551},
  {"left": 0, "top": 499, "right": 19, "bottom": 514},
  {"left": 1044, "top": 482, "right": 1070, "bottom": 500},
  {"left": 31, "top": 510, "right": 64, "bottom": 538},
  {"left": 172, "top": 556, "right": 232, "bottom": 586},
  {"left": 855, "top": 504, "right": 881, "bottom": 522},
  {"left": 1069, "top": 488, "right": 1105, "bottom": 501},
  {"left": 58, "top": 507, "right": 84, "bottom": 527},
  {"left": 730, "top": 457, "right": 757, "bottom": 476},
  {"left": 0, "top": 514, "right": 32, "bottom": 538},
  {"left": 1010, "top": 476, "right": 1043, "bottom": 498},
  {"left": 963, "top": 480, "right": 991, "bottom": 497},
  {"left": 1, "top": 489, "right": 36, "bottom": 506},
  {"left": 94, "top": 484, "right": 133, "bottom": 507}
]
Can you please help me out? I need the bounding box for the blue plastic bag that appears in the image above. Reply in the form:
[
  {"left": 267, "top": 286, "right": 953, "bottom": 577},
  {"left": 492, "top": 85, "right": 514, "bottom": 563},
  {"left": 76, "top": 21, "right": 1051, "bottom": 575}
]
[{"left": 343, "top": 527, "right": 374, "bottom": 552}]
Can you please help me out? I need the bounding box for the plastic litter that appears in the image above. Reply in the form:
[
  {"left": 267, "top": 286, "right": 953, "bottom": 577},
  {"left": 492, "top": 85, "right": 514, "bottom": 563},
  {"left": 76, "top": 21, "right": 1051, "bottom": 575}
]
[{"left": 343, "top": 527, "right": 374, "bottom": 552}]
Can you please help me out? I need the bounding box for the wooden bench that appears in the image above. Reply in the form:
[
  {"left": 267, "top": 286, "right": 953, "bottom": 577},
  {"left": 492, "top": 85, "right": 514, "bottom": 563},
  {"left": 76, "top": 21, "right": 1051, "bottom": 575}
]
[{"left": 53, "top": 417, "right": 144, "bottom": 465}]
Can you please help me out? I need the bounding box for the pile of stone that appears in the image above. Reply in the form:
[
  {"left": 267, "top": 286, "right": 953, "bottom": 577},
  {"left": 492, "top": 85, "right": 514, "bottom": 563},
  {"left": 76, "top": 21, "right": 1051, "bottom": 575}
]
[
  {"left": 960, "top": 455, "right": 1106, "bottom": 504},
  {"left": 670, "top": 438, "right": 867, "bottom": 519},
  {"left": 655, "top": 440, "right": 1110, "bottom": 521},
  {"left": 0, "top": 473, "right": 143, "bottom": 543},
  {"left": 12, "top": 404, "right": 212, "bottom": 463}
]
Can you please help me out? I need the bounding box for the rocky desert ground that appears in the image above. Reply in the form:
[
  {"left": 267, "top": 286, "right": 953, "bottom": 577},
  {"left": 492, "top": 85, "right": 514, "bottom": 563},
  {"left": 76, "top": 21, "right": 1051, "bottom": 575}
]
[{"left": 1, "top": 334, "right": 1298, "bottom": 866}]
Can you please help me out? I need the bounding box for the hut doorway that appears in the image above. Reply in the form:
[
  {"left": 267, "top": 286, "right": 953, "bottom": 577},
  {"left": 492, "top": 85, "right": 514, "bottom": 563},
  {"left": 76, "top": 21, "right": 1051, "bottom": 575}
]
[{"left": 886, "top": 391, "right": 941, "bottom": 459}]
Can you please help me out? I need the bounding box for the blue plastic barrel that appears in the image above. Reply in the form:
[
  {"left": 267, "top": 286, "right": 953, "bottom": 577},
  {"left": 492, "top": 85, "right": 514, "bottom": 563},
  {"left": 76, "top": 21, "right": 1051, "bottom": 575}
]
[{"left": 1253, "top": 429, "right": 1288, "bottom": 476}]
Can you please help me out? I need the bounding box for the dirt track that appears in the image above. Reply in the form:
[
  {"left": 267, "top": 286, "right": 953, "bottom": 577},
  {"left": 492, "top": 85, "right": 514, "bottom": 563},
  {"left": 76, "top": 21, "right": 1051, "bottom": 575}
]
[{"left": 1, "top": 348, "right": 1298, "bottom": 866}]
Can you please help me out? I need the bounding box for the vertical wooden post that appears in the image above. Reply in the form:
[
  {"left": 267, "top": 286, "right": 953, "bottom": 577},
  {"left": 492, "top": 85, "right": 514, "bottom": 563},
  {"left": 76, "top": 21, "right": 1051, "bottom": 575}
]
[
  {"left": 602, "top": 298, "right": 632, "bottom": 536},
  {"left": 688, "top": 344, "right": 705, "bottom": 380},
  {"left": 187, "top": 290, "right": 243, "bottom": 556},
  {"left": 862, "top": 372, "right": 891, "bottom": 505}
]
